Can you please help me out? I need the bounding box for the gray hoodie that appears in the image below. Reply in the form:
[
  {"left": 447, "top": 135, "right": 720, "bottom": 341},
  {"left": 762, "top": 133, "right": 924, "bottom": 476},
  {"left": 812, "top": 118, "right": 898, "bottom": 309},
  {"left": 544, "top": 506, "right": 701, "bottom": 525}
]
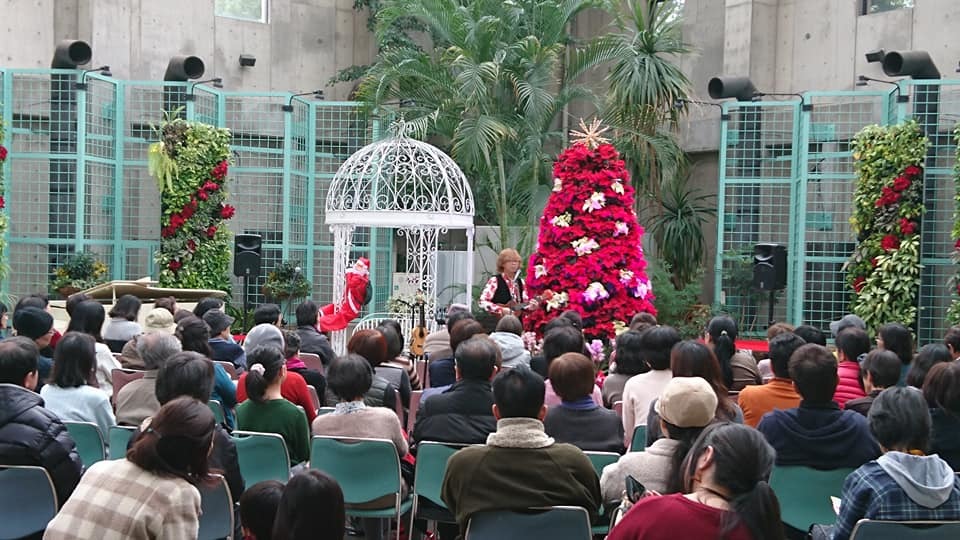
[
  {"left": 489, "top": 331, "right": 531, "bottom": 369},
  {"left": 877, "top": 451, "right": 957, "bottom": 508}
]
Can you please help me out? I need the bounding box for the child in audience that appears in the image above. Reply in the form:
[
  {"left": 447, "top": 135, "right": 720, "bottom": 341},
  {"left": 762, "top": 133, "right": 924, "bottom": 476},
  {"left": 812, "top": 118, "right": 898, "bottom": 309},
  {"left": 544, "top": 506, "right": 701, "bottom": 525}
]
[
  {"left": 272, "top": 470, "right": 346, "bottom": 540},
  {"left": 845, "top": 350, "right": 901, "bottom": 416},
  {"left": 240, "top": 480, "right": 285, "bottom": 540},
  {"left": 833, "top": 327, "right": 870, "bottom": 407},
  {"left": 237, "top": 331, "right": 317, "bottom": 424},
  {"left": 282, "top": 330, "right": 326, "bottom": 399},
  {"left": 40, "top": 332, "right": 116, "bottom": 438}
]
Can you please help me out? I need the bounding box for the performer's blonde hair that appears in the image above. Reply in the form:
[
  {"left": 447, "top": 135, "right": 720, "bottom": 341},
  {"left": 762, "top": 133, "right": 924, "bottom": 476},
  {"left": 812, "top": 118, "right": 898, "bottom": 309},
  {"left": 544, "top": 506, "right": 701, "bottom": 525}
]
[{"left": 496, "top": 248, "right": 522, "bottom": 273}]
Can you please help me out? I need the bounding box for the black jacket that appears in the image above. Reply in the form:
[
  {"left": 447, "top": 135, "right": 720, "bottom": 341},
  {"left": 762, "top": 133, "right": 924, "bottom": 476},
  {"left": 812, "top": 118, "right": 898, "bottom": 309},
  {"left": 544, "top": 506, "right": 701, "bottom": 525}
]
[
  {"left": 296, "top": 326, "right": 336, "bottom": 366},
  {"left": 543, "top": 405, "right": 625, "bottom": 453},
  {"left": 0, "top": 383, "right": 82, "bottom": 507},
  {"left": 412, "top": 380, "right": 497, "bottom": 451}
]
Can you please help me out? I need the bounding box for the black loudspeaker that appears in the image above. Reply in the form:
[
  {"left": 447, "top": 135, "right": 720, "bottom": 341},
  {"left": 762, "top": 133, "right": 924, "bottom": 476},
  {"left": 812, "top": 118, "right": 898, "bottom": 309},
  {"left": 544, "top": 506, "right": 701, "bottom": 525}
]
[
  {"left": 753, "top": 243, "right": 787, "bottom": 291},
  {"left": 233, "top": 234, "right": 262, "bottom": 278}
]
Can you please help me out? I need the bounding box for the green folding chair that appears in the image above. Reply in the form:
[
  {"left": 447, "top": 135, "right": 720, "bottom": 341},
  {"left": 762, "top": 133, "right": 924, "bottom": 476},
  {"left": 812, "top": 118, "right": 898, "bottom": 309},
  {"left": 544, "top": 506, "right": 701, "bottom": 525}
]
[
  {"left": 849, "top": 519, "right": 960, "bottom": 539},
  {"left": 208, "top": 400, "right": 226, "bottom": 425},
  {"left": 409, "top": 442, "right": 464, "bottom": 536},
  {"left": 769, "top": 465, "right": 854, "bottom": 532},
  {"left": 0, "top": 465, "right": 58, "bottom": 540},
  {"left": 108, "top": 425, "right": 137, "bottom": 459},
  {"left": 198, "top": 474, "right": 234, "bottom": 540},
  {"left": 465, "top": 506, "right": 591, "bottom": 540},
  {"left": 232, "top": 430, "right": 291, "bottom": 486},
  {"left": 583, "top": 451, "right": 619, "bottom": 536},
  {"left": 310, "top": 436, "right": 413, "bottom": 540},
  {"left": 63, "top": 421, "right": 106, "bottom": 468},
  {"left": 629, "top": 425, "right": 646, "bottom": 452}
]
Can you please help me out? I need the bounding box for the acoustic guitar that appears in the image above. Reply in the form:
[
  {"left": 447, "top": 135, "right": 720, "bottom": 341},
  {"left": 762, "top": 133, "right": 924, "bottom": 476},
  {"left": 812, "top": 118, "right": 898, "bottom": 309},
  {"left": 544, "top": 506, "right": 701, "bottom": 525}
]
[{"left": 409, "top": 298, "right": 427, "bottom": 358}]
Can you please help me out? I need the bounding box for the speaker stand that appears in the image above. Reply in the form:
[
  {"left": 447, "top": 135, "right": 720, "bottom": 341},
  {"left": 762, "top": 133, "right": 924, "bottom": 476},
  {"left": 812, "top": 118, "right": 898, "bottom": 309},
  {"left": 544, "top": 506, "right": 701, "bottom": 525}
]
[
  {"left": 768, "top": 289, "right": 776, "bottom": 328},
  {"left": 242, "top": 269, "right": 251, "bottom": 332}
]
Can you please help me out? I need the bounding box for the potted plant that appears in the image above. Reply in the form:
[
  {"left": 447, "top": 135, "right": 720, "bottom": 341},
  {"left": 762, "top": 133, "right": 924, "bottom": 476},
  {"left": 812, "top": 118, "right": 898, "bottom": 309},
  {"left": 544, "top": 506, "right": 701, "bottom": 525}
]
[
  {"left": 262, "top": 260, "right": 311, "bottom": 300},
  {"left": 50, "top": 251, "right": 109, "bottom": 296}
]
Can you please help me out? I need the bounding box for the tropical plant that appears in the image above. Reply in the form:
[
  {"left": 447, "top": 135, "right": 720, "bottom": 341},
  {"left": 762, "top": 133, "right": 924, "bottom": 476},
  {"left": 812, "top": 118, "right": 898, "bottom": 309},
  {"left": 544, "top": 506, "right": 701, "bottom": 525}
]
[
  {"left": 649, "top": 172, "right": 716, "bottom": 288},
  {"left": 357, "top": 0, "right": 614, "bottom": 250},
  {"left": 647, "top": 258, "right": 710, "bottom": 339},
  {"left": 50, "top": 251, "right": 109, "bottom": 294}
]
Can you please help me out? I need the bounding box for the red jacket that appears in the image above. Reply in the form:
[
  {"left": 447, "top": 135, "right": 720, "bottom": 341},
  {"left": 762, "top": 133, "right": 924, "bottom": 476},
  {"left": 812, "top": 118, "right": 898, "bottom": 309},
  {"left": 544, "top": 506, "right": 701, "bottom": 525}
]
[
  {"left": 236, "top": 371, "right": 317, "bottom": 424},
  {"left": 834, "top": 360, "right": 866, "bottom": 408}
]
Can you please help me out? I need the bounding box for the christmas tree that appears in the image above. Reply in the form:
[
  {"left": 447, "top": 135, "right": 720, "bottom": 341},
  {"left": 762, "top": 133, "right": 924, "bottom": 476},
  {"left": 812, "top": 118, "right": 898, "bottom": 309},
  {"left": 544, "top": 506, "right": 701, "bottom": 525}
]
[{"left": 525, "top": 120, "right": 656, "bottom": 340}]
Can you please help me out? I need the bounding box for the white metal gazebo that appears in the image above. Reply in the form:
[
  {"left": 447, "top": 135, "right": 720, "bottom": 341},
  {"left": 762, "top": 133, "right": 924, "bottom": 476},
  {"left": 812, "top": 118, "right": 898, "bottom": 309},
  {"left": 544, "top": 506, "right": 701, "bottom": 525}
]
[{"left": 324, "top": 121, "right": 475, "bottom": 353}]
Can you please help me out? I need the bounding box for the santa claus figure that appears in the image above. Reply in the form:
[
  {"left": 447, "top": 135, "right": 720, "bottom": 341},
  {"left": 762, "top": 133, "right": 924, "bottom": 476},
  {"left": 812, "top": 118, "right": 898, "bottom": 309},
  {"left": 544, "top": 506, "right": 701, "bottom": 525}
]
[{"left": 319, "top": 257, "right": 371, "bottom": 331}]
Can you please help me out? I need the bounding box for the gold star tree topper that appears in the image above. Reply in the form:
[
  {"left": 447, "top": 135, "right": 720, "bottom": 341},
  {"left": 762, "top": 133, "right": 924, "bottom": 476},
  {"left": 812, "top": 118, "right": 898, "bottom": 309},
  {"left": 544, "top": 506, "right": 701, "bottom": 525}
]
[{"left": 569, "top": 118, "right": 611, "bottom": 149}]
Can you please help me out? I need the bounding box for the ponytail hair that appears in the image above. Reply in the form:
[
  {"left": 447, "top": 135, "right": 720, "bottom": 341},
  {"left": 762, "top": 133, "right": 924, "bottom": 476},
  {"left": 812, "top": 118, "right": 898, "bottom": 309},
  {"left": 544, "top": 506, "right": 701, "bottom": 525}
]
[
  {"left": 245, "top": 345, "right": 286, "bottom": 403},
  {"left": 683, "top": 423, "right": 784, "bottom": 540},
  {"left": 127, "top": 396, "right": 217, "bottom": 486},
  {"left": 707, "top": 316, "right": 738, "bottom": 389}
]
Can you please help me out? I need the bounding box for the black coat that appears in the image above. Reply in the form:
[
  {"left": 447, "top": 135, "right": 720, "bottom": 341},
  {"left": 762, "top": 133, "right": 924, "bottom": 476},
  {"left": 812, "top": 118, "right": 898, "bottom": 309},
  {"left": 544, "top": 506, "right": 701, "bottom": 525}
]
[
  {"left": 0, "top": 383, "right": 82, "bottom": 507},
  {"left": 412, "top": 380, "right": 497, "bottom": 451},
  {"left": 297, "top": 326, "right": 336, "bottom": 366},
  {"left": 543, "top": 405, "right": 625, "bottom": 454},
  {"left": 930, "top": 407, "right": 960, "bottom": 472}
]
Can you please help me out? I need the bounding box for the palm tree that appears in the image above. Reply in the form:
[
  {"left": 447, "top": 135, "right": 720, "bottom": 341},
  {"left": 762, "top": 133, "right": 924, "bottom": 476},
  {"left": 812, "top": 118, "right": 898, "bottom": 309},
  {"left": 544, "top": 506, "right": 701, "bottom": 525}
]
[{"left": 357, "top": 0, "right": 612, "bottom": 248}]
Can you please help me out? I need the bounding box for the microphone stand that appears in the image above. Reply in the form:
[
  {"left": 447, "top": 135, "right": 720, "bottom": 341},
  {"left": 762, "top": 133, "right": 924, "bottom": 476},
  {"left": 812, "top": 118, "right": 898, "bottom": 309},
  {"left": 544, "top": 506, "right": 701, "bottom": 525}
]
[{"left": 285, "top": 266, "right": 302, "bottom": 326}]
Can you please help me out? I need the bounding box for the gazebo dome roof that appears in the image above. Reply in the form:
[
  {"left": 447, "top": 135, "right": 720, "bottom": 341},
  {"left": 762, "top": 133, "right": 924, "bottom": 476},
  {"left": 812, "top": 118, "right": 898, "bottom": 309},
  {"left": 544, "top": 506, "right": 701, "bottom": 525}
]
[{"left": 325, "top": 125, "right": 475, "bottom": 229}]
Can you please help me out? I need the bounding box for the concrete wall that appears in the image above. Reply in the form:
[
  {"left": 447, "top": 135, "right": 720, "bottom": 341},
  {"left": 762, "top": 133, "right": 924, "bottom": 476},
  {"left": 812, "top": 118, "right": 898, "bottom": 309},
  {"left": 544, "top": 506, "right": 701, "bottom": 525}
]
[{"left": 1, "top": 0, "right": 375, "bottom": 100}]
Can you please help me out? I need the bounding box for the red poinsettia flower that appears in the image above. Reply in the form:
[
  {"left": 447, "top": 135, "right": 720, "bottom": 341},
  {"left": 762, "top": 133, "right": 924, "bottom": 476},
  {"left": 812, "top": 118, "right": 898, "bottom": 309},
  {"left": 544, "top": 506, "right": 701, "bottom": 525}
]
[
  {"left": 597, "top": 144, "right": 617, "bottom": 161},
  {"left": 186, "top": 239, "right": 197, "bottom": 252},
  {"left": 892, "top": 175, "right": 910, "bottom": 192},
  {"left": 220, "top": 205, "right": 236, "bottom": 219},
  {"left": 904, "top": 165, "right": 922, "bottom": 177},
  {"left": 168, "top": 260, "right": 182, "bottom": 271},
  {"left": 197, "top": 190, "right": 209, "bottom": 201},
  {"left": 900, "top": 218, "right": 917, "bottom": 236},
  {"left": 181, "top": 204, "right": 195, "bottom": 220},
  {"left": 875, "top": 186, "right": 901, "bottom": 207},
  {"left": 161, "top": 226, "right": 174, "bottom": 238},
  {"left": 853, "top": 276, "right": 866, "bottom": 293},
  {"left": 202, "top": 181, "right": 220, "bottom": 192},
  {"left": 881, "top": 234, "right": 900, "bottom": 251},
  {"left": 0, "top": 145, "right": 7, "bottom": 161},
  {"left": 169, "top": 213, "right": 185, "bottom": 229},
  {"left": 206, "top": 225, "right": 218, "bottom": 239}
]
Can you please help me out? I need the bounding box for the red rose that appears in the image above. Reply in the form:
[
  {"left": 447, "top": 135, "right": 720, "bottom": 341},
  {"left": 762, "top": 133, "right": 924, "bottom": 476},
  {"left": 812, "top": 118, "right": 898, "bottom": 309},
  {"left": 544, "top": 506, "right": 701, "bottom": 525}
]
[
  {"left": 892, "top": 176, "right": 910, "bottom": 192},
  {"left": 181, "top": 204, "right": 195, "bottom": 220},
  {"left": 904, "top": 165, "right": 921, "bottom": 177},
  {"left": 900, "top": 218, "right": 917, "bottom": 236},
  {"left": 161, "top": 227, "right": 174, "bottom": 238},
  {"left": 0, "top": 145, "right": 7, "bottom": 161},
  {"left": 169, "top": 214, "right": 185, "bottom": 229},
  {"left": 206, "top": 225, "right": 218, "bottom": 238},
  {"left": 168, "top": 260, "right": 182, "bottom": 271},
  {"left": 853, "top": 276, "right": 866, "bottom": 293},
  {"left": 881, "top": 234, "right": 900, "bottom": 251},
  {"left": 197, "top": 190, "right": 209, "bottom": 201},
  {"left": 211, "top": 160, "right": 229, "bottom": 180},
  {"left": 0, "top": 196, "right": 5, "bottom": 209},
  {"left": 203, "top": 181, "right": 220, "bottom": 192},
  {"left": 956, "top": 238, "right": 960, "bottom": 250},
  {"left": 220, "top": 205, "right": 236, "bottom": 219},
  {"left": 187, "top": 239, "right": 197, "bottom": 252}
]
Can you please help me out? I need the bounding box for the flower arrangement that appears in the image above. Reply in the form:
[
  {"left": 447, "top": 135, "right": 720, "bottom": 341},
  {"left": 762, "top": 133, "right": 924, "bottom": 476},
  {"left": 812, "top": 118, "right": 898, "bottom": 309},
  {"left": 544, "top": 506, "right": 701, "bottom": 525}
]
[
  {"left": 949, "top": 125, "right": 960, "bottom": 323},
  {"left": 50, "top": 251, "right": 109, "bottom": 294},
  {"left": 0, "top": 112, "right": 9, "bottom": 286},
  {"left": 149, "top": 117, "right": 234, "bottom": 291},
  {"left": 846, "top": 121, "right": 928, "bottom": 330},
  {"left": 525, "top": 131, "right": 656, "bottom": 341},
  {"left": 262, "top": 260, "right": 311, "bottom": 300}
]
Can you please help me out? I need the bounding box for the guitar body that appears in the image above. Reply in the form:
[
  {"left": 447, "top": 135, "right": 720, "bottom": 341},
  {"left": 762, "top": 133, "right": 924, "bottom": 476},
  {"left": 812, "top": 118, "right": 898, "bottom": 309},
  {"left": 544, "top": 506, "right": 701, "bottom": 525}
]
[{"left": 409, "top": 300, "right": 427, "bottom": 357}]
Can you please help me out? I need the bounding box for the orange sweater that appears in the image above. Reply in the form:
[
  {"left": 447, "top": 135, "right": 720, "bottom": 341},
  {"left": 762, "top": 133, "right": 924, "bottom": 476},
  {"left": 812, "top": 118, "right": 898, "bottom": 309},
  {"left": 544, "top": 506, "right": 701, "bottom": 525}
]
[{"left": 738, "top": 378, "right": 801, "bottom": 428}]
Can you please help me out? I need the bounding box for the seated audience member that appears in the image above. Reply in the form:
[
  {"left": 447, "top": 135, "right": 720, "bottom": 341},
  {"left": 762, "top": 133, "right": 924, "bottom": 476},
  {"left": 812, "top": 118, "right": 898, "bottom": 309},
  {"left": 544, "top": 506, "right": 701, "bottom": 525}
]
[
  {"left": 793, "top": 324, "right": 827, "bottom": 346},
  {"left": 530, "top": 316, "right": 575, "bottom": 376},
  {"left": 103, "top": 294, "right": 142, "bottom": 352},
  {"left": 379, "top": 319, "right": 420, "bottom": 390},
  {"left": 412, "top": 336, "right": 499, "bottom": 448},
  {"left": 489, "top": 315, "right": 531, "bottom": 370},
  {"left": 0, "top": 337, "right": 82, "bottom": 507},
  {"left": 906, "top": 343, "right": 952, "bottom": 389},
  {"left": 236, "top": 346, "right": 311, "bottom": 465},
  {"left": 560, "top": 310, "right": 584, "bottom": 330},
  {"left": 441, "top": 367, "right": 601, "bottom": 534},
  {"left": 756, "top": 322, "right": 795, "bottom": 381},
  {"left": 282, "top": 330, "right": 326, "bottom": 401},
  {"left": 825, "top": 387, "right": 960, "bottom": 540},
  {"left": 845, "top": 350, "right": 901, "bottom": 417},
  {"left": 239, "top": 480, "right": 284, "bottom": 540},
  {"left": 116, "top": 333, "right": 182, "bottom": 426},
  {"left": 67, "top": 300, "right": 123, "bottom": 395},
  {"left": 205, "top": 309, "right": 246, "bottom": 371},
  {"left": 600, "top": 377, "right": 716, "bottom": 503},
  {"left": 423, "top": 304, "right": 470, "bottom": 363},
  {"left": 877, "top": 322, "right": 915, "bottom": 385},
  {"left": 705, "top": 315, "right": 761, "bottom": 391},
  {"left": 429, "top": 316, "right": 484, "bottom": 390},
  {"left": 629, "top": 312, "right": 657, "bottom": 332},
  {"left": 605, "top": 330, "right": 647, "bottom": 408},
  {"left": 178, "top": 315, "right": 237, "bottom": 428},
  {"left": 153, "top": 296, "right": 177, "bottom": 316},
  {"left": 237, "top": 330, "right": 316, "bottom": 424},
  {"left": 372, "top": 326, "right": 412, "bottom": 408},
  {"left": 544, "top": 352, "right": 624, "bottom": 453},
  {"left": 272, "top": 470, "right": 346, "bottom": 540},
  {"left": 44, "top": 397, "right": 215, "bottom": 539},
  {"left": 758, "top": 344, "right": 880, "bottom": 469},
  {"left": 543, "top": 326, "right": 602, "bottom": 407},
  {"left": 829, "top": 313, "right": 866, "bottom": 340},
  {"left": 607, "top": 423, "right": 784, "bottom": 540},
  {"left": 739, "top": 332, "right": 805, "bottom": 427},
  {"left": 155, "top": 351, "right": 244, "bottom": 503},
  {"left": 621, "top": 326, "right": 681, "bottom": 430},
  {"left": 41, "top": 332, "right": 116, "bottom": 437},
  {"left": 923, "top": 362, "right": 960, "bottom": 471},
  {"left": 119, "top": 307, "right": 178, "bottom": 370},
  {"left": 0, "top": 301, "right": 7, "bottom": 339},
  {"left": 12, "top": 306, "right": 55, "bottom": 388},
  {"left": 833, "top": 327, "right": 870, "bottom": 407},
  {"left": 945, "top": 325, "right": 960, "bottom": 360},
  {"left": 193, "top": 296, "right": 224, "bottom": 319},
  {"left": 343, "top": 329, "right": 399, "bottom": 410},
  {"left": 254, "top": 303, "right": 283, "bottom": 326},
  {"left": 645, "top": 340, "right": 743, "bottom": 447},
  {"left": 16, "top": 294, "right": 61, "bottom": 355},
  {"left": 294, "top": 299, "right": 335, "bottom": 366}
]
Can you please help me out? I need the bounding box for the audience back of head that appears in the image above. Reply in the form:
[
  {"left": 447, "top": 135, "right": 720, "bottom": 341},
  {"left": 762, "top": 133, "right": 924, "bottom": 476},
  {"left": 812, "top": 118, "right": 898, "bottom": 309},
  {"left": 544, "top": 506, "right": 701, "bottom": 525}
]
[
  {"left": 670, "top": 340, "right": 735, "bottom": 418},
  {"left": 254, "top": 303, "right": 282, "bottom": 326},
  {"left": 176, "top": 316, "right": 213, "bottom": 357},
  {"left": 327, "top": 354, "right": 372, "bottom": 401},
  {"left": 923, "top": 361, "right": 960, "bottom": 415},
  {"left": 613, "top": 330, "right": 647, "bottom": 376},
  {"left": 239, "top": 480, "right": 284, "bottom": 540},
  {"left": 271, "top": 469, "right": 345, "bottom": 540},
  {"left": 792, "top": 325, "right": 826, "bottom": 346},
  {"left": 128, "top": 396, "right": 216, "bottom": 485},
  {"left": 155, "top": 351, "right": 215, "bottom": 404},
  {"left": 445, "top": 309, "right": 474, "bottom": 333},
  {"left": 788, "top": 344, "right": 838, "bottom": 404},
  {"left": 543, "top": 325, "right": 584, "bottom": 366},
  {"left": 878, "top": 322, "right": 914, "bottom": 366},
  {"left": 629, "top": 311, "right": 657, "bottom": 331},
  {"left": 548, "top": 353, "right": 595, "bottom": 402},
  {"left": 492, "top": 367, "right": 545, "bottom": 419},
  {"left": 559, "top": 310, "right": 583, "bottom": 331},
  {"left": 0, "top": 337, "right": 39, "bottom": 387},
  {"left": 109, "top": 294, "right": 141, "bottom": 321},
  {"left": 245, "top": 346, "right": 286, "bottom": 403},
  {"left": 193, "top": 297, "right": 224, "bottom": 319},
  {"left": 455, "top": 335, "right": 499, "bottom": 381},
  {"left": 869, "top": 386, "right": 930, "bottom": 452},
  {"left": 861, "top": 350, "right": 904, "bottom": 391},
  {"left": 50, "top": 332, "right": 96, "bottom": 388},
  {"left": 347, "top": 329, "right": 388, "bottom": 368},
  {"left": 906, "top": 343, "right": 952, "bottom": 389},
  {"left": 494, "top": 315, "right": 523, "bottom": 336},
  {"left": 295, "top": 300, "right": 319, "bottom": 328},
  {"left": 377, "top": 323, "right": 404, "bottom": 360},
  {"left": 137, "top": 332, "right": 182, "bottom": 371},
  {"left": 767, "top": 332, "right": 806, "bottom": 379},
  {"left": 835, "top": 327, "right": 870, "bottom": 363},
  {"left": 705, "top": 315, "right": 738, "bottom": 389},
  {"left": 65, "top": 300, "right": 105, "bottom": 341},
  {"left": 639, "top": 325, "right": 681, "bottom": 372}
]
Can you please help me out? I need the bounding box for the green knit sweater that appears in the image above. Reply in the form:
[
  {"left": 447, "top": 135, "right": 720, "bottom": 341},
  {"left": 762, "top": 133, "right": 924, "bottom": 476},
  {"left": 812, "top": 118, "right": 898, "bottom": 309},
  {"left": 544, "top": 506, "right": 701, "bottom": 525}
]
[{"left": 236, "top": 398, "right": 311, "bottom": 464}]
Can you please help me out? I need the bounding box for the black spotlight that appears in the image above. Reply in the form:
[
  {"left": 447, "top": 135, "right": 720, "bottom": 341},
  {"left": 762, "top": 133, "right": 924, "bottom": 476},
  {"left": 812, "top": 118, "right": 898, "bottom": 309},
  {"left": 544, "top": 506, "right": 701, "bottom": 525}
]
[
  {"left": 51, "top": 40, "right": 92, "bottom": 69},
  {"left": 865, "top": 49, "right": 886, "bottom": 64},
  {"left": 163, "top": 55, "right": 205, "bottom": 116},
  {"left": 707, "top": 76, "right": 758, "bottom": 102},
  {"left": 882, "top": 50, "right": 941, "bottom": 79}
]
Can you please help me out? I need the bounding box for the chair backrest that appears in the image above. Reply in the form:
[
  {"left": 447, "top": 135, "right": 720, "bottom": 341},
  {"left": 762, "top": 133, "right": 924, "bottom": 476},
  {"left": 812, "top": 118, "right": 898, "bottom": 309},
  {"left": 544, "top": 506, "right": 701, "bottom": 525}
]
[
  {"left": 198, "top": 474, "right": 234, "bottom": 540},
  {"left": 213, "top": 360, "right": 237, "bottom": 380},
  {"left": 232, "top": 430, "right": 291, "bottom": 486},
  {"left": 465, "top": 506, "right": 592, "bottom": 540},
  {"left": 584, "top": 451, "right": 619, "bottom": 478},
  {"left": 299, "top": 352, "right": 324, "bottom": 374},
  {"left": 307, "top": 385, "right": 321, "bottom": 414},
  {"left": 309, "top": 436, "right": 402, "bottom": 504},
  {"left": 393, "top": 386, "right": 405, "bottom": 424},
  {"left": 412, "top": 442, "right": 464, "bottom": 508},
  {"left": 0, "top": 465, "right": 58, "bottom": 539},
  {"left": 849, "top": 519, "right": 960, "bottom": 539},
  {"left": 110, "top": 368, "right": 146, "bottom": 404},
  {"left": 108, "top": 425, "right": 137, "bottom": 459},
  {"left": 769, "top": 465, "right": 854, "bottom": 532},
  {"left": 415, "top": 359, "right": 428, "bottom": 389},
  {"left": 208, "top": 400, "right": 226, "bottom": 425},
  {"left": 612, "top": 401, "right": 623, "bottom": 417},
  {"left": 63, "top": 421, "right": 106, "bottom": 468},
  {"left": 407, "top": 390, "right": 423, "bottom": 434},
  {"left": 629, "top": 425, "right": 646, "bottom": 452},
  {"left": 318, "top": 407, "right": 336, "bottom": 416}
]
